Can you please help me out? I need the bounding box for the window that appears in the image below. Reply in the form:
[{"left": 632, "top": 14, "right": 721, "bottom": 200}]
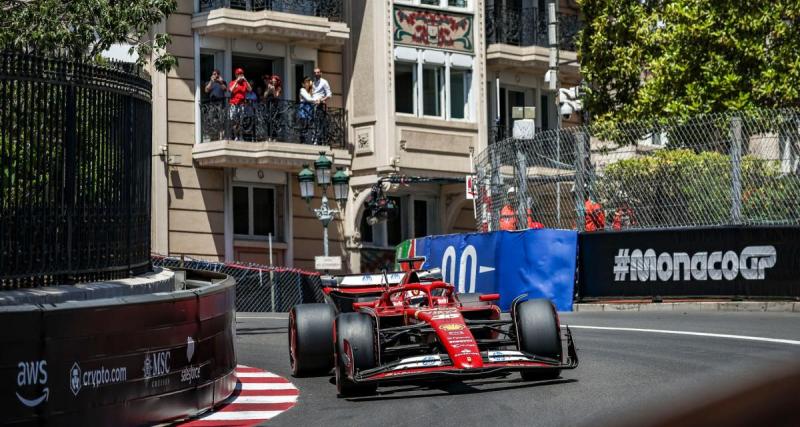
[
  {"left": 395, "top": 63, "right": 416, "bottom": 114},
  {"left": 422, "top": 66, "right": 443, "bottom": 117},
  {"left": 393, "top": 50, "right": 474, "bottom": 121},
  {"left": 233, "top": 185, "right": 276, "bottom": 238},
  {"left": 386, "top": 197, "right": 404, "bottom": 247},
  {"left": 361, "top": 196, "right": 436, "bottom": 247},
  {"left": 413, "top": 200, "right": 428, "bottom": 237},
  {"left": 400, "top": 0, "right": 469, "bottom": 9},
  {"left": 540, "top": 94, "right": 550, "bottom": 130},
  {"left": 450, "top": 69, "right": 468, "bottom": 119}
]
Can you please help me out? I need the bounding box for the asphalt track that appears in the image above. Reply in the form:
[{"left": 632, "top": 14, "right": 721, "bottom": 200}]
[{"left": 234, "top": 311, "right": 800, "bottom": 427}]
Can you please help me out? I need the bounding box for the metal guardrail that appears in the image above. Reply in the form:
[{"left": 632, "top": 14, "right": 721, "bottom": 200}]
[
  {"left": 201, "top": 98, "right": 347, "bottom": 148},
  {"left": 200, "top": 0, "right": 344, "bottom": 21},
  {"left": 153, "top": 256, "right": 324, "bottom": 312},
  {"left": 0, "top": 51, "right": 152, "bottom": 288},
  {"left": 474, "top": 109, "right": 800, "bottom": 232},
  {"left": 485, "top": 6, "right": 581, "bottom": 51}
]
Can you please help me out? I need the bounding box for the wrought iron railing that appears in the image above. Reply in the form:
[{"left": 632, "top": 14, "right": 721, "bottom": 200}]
[
  {"left": 199, "top": 0, "right": 344, "bottom": 21},
  {"left": 486, "top": 6, "right": 581, "bottom": 51},
  {"left": 0, "top": 51, "right": 152, "bottom": 288},
  {"left": 201, "top": 98, "right": 347, "bottom": 148}
]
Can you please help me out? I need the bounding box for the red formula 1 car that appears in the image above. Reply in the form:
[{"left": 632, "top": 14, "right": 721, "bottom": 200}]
[{"left": 287, "top": 265, "right": 578, "bottom": 397}]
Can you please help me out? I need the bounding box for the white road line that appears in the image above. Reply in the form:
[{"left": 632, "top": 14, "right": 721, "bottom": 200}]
[
  {"left": 237, "top": 382, "right": 297, "bottom": 390},
  {"left": 224, "top": 395, "right": 298, "bottom": 404},
  {"left": 200, "top": 410, "right": 285, "bottom": 421},
  {"left": 237, "top": 315, "right": 287, "bottom": 320},
  {"left": 565, "top": 325, "right": 800, "bottom": 346},
  {"left": 236, "top": 372, "right": 281, "bottom": 378}
]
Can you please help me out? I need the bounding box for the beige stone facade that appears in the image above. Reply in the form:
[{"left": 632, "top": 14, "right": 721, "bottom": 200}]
[{"left": 150, "top": 0, "right": 581, "bottom": 272}]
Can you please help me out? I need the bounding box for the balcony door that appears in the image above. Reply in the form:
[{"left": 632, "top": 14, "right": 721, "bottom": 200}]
[
  {"left": 232, "top": 54, "right": 282, "bottom": 96},
  {"left": 292, "top": 61, "right": 314, "bottom": 101}
]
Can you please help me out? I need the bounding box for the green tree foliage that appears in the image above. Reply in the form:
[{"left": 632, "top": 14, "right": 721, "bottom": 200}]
[
  {"left": 0, "top": 0, "right": 177, "bottom": 72},
  {"left": 577, "top": 0, "right": 800, "bottom": 125}
]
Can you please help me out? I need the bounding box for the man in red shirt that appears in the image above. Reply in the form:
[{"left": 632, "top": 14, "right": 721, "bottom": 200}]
[{"left": 228, "top": 67, "right": 252, "bottom": 140}]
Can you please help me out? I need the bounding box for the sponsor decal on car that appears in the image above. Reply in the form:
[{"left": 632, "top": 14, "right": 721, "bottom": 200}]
[
  {"left": 439, "top": 323, "right": 465, "bottom": 332},
  {"left": 487, "top": 351, "right": 529, "bottom": 362},
  {"left": 392, "top": 355, "right": 444, "bottom": 370},
  {"left": 428, "top": 308, "right": 460, "bottom": 320}
]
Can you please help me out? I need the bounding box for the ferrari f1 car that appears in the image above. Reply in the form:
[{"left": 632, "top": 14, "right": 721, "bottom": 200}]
[{"left": 288, "top": 264, "right": 578, "bottom": 396}]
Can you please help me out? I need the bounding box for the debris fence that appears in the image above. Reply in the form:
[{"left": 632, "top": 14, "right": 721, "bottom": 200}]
[
  {"left": 152, "top": 256, "right": 324, "bottom": 312},
  {"left": 474, "top": 109, "right": 800, "bottom": 231}
]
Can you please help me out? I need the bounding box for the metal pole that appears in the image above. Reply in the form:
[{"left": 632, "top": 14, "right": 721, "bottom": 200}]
[
  {"left": 268, "top": 232, "right": 274, "bottom": 266},
  {"left": 575, "top": 132, "right": 587, "bottom": 232},
  {"left": 323, "top": 223, "right": 329, "bottom": 257},
  {"left": 548, "top": 0, "right": 561, "bottom": 227},
  {"left": 731, "top": 116, "right": 743, "bottom": 224}
]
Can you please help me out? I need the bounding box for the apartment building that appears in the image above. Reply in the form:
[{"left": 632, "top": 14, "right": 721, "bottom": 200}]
[{"left": 150, "top": 0, "right": 581, "bottom": 272}]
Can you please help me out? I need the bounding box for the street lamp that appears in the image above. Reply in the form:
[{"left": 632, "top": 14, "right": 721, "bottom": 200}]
[{"left": 298, "top": 152, "right": 349, "bottom": 258}]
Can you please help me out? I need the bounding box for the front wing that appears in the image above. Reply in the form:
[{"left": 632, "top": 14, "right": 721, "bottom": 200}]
[{"left": 351, "top": 326, "right": 578, "bottom": 384}]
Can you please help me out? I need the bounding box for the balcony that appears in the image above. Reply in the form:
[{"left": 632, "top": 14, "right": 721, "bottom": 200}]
[
  {"left": 486, "top": 6, "right": 580, "bottom": 50},
  {"left": 485, "top": 6, "right": 581, "bottom": 74},
  {"left": 194, "top": 0, "right": 349, "bottom": 46},
  {"left": 193, "top": 99, "right": 350, "bottom": 169}
]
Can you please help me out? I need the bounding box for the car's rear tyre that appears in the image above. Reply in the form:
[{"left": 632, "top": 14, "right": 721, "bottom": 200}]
[
  {"left": 288, "top": 303, "right": 335, "bottom": 377},
  {"left": 458, "top": 292, "right": 491, "bottom": 306},
  {"left": 514, "top": 299, "right": 562, "bottom": 381},
  {"left": 335, "top": 312, "right": 378, "bottom": 397}
]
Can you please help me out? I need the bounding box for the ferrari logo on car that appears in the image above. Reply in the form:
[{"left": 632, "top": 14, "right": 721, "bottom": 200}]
[{"left": 439, "top": 323, "right": 465, "bottom": 332}]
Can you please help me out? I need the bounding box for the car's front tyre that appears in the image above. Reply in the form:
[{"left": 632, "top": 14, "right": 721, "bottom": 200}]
[
  {"left": 513, "top": 299, "right": 562, "bottom": 381},
  {"left": 335, "top": 312, "right": 378, "bottom": 397}
]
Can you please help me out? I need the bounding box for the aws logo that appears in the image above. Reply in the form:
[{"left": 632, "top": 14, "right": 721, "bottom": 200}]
[{"left": 16, "top": 360, "right": 49, "bottom": 408}]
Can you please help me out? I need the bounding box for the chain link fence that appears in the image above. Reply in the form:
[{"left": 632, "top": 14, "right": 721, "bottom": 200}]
[
  {"left": 474, "top": 109, "right": 800, "bottom": 231},
  {"left": 152, "top": 256, "right": 324, "bottom": 312}
]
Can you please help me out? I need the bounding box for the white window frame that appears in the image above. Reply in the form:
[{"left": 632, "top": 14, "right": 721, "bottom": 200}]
[
  {"left": 232, "top": 183, "right": 278, "bottom": 240},
  {"left": 394, "top": 48, "right": 475, "bottom": 122},
  {"left": 396, "top": 0, "right": 471, "bottom": 12}
]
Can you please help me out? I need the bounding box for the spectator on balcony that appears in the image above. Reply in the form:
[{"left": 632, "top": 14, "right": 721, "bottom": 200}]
[
  {"left": 204, "top": 69, "right": 227, "bottom": 102},
  {"left": 299, "top": 77, "right": 320, "bottom": 144},
  {"left": 264, "top": 74, "right": 283, "bottom": 100},
  {"left": 263, "top": 74, "right": 283, "bottom": 140},
  {"left": 312, "top": 67, "right": 331, "bottom": 105},
  {"left": 229, "top": 68, "right": 252, "bottom": 141}
]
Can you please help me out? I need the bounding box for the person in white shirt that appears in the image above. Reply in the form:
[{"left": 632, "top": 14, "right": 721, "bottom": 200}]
[{"left": 312, "top": 68, "right": 332, "bottom": 104}]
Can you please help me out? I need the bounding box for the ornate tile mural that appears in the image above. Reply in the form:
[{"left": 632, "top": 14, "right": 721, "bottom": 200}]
[{"left": 393, "top": 6, "right": 474, "bottom": 53}]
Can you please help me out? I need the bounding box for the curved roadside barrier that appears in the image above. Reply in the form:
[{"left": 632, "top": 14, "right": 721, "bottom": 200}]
[{"left": 0, "top": 269, "right": 237, "bottom": 426}]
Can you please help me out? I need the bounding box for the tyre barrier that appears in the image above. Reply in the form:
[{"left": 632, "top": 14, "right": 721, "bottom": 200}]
[{"left": 0, "top": 269, "right": 237, "bottom": 426}]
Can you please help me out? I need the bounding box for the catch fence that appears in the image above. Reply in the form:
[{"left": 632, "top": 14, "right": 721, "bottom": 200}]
[
  {"left": 152, "top": 256, "right": 324, "bottom": 312},
  {"left": 474, "top": 109, "right": 800, "bottom": 231}
]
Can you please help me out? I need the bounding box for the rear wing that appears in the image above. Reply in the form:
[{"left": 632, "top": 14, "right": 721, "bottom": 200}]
[{"left": 324, "top": 272, "right": 407, "bottom": 288}]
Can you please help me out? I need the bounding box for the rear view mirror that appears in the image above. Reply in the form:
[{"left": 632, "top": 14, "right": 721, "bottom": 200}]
[{"left": 479, "top": 293, "right": 500, "bottom": 302}]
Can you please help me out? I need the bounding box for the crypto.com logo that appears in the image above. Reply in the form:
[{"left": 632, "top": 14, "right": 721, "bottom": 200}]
[{"left": 613, "top": 246, "right": 776, "bottom": 282}]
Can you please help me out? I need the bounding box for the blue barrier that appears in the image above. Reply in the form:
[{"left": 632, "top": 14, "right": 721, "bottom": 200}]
[{"left": 406, "top": 229, "right": 578, "bottom": 311}]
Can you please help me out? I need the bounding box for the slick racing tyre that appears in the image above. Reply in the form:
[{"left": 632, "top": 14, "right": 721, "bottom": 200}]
[
  {"left": 458, "top": 292, "right": 491, "bottom": 306},
  {"left": 289, "top": 303, "right": 335, "bottom": 377},
  {"left": 335, "top": 313, "right": 378, "bottom": 397},
  {"left": 514, "top": 299, "right": 562, "bottom": 381}
]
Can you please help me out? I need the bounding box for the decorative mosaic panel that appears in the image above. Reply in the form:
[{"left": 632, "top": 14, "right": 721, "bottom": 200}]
[{"left": 393, "top": 6, "right": 474, "bottom": 53}]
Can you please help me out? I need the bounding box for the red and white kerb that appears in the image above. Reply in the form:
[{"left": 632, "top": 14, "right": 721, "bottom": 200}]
[{"left": 178, "top": 365, "right": 298, "bottom": 426}]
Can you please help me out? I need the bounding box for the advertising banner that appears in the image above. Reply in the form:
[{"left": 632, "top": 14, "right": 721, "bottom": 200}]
[
  {"left": 398, "top": 229, "right": 578, "bottom": 311},
  {"left": 578, "top": 226, "right": 800, "bottom": 298}
]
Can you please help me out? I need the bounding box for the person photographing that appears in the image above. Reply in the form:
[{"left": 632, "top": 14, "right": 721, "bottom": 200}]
[{"left": 228, "top": 68, "right": 252, "bottom": 140}]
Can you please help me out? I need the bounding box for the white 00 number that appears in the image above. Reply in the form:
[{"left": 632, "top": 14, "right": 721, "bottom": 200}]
[{"left": 441, "top": 245, "right": 477, "bottom": 294}]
